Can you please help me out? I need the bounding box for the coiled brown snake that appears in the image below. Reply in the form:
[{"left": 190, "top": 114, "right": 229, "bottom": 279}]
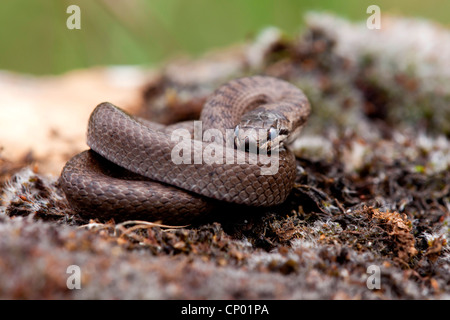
[{"left": 59, "top": 76, "right": 311, "bottom": 223}]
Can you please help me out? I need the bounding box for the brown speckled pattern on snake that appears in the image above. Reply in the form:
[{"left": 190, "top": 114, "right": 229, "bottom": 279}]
[{"left": 59, "top": 76, "right": 311, "bottom": 223}]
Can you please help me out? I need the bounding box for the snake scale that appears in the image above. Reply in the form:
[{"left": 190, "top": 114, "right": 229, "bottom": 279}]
[{"left": 59, "top": 76, "right": 311, "bottom": 224}]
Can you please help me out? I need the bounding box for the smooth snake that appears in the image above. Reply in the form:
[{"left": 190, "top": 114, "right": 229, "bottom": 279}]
[{"left": 59, "top": 76, "right": 311, "bottom": 223}]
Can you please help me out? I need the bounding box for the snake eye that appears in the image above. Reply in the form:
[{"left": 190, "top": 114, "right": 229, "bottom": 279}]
[{"left": 268, "top": 127, "right": 278, "bottom": 141}]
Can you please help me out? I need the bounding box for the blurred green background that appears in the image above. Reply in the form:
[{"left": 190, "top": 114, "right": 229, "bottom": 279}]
[{"left": 0, "top": 0, "right": 449, "bottom": 75}]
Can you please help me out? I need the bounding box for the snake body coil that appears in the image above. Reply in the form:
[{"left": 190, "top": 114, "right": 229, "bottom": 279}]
[{"left": 60, "top": 76, "right": 311, "bottom": 223}]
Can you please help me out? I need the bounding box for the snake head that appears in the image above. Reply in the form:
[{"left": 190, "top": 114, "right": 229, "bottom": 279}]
[{"left": 234, "top": 110, "right": 290, "bottom": 154}]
